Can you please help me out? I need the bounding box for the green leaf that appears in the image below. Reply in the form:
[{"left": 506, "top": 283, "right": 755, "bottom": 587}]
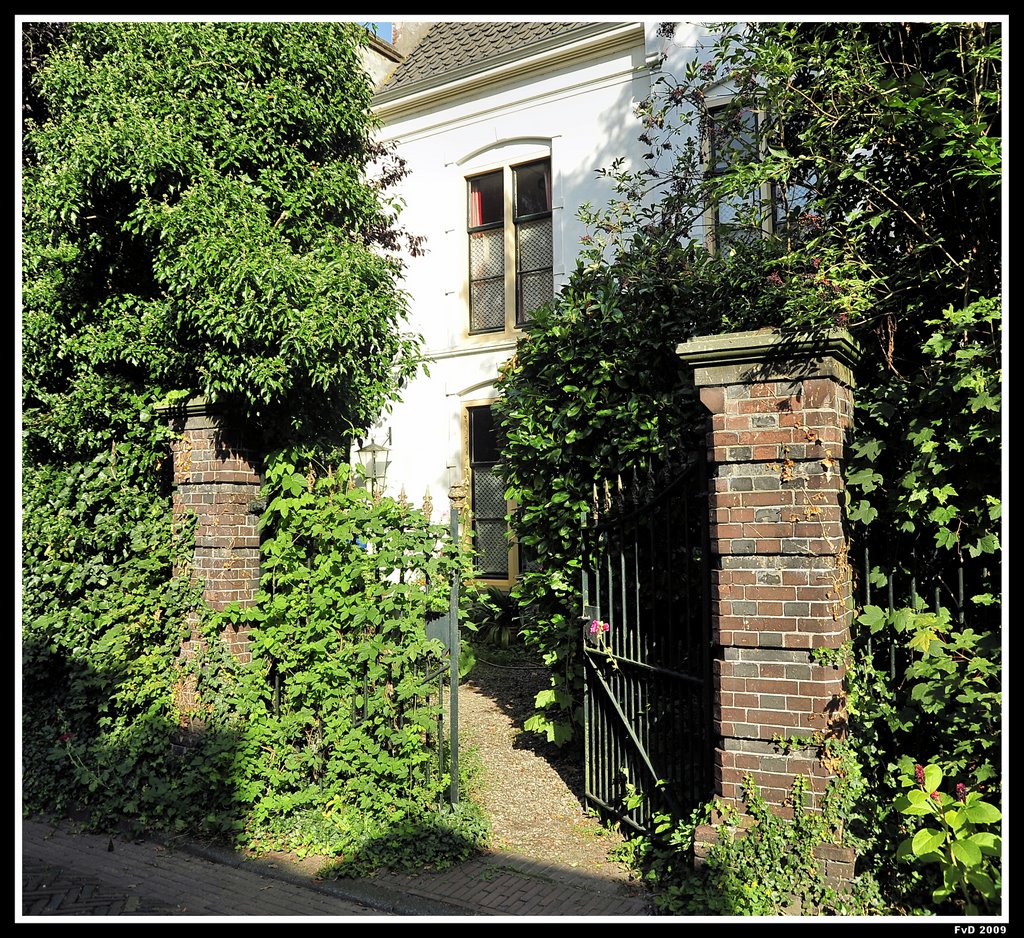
[
  {"left": 922, "top": 764, "right": 943, "bottom": 793},
  {"left": 857, "top": 604, "right": 887, "bottom": 633},
  {"left": 911, "top": 827, "right": 945, "bottom": 858},
  {"left": 909, "top": 629, "right": 941, "bottom": 655},
  {"left": 534, "top": 688, "right": 559, "bottom": 708},
  {"left": 964, "top": 800, "right": 1001, "bottom": 824},
  {"left": 895, "top": 791, "right": 933, "bottom": 816},
  {"left": 968, "top": 831, "right": 1001, "bottom": 855},
  {"left": 965, "top": 869, "right": 998, "bottom": 898},
  {"left": 950, "top": 838, "right": 983, "bottom": 868}
]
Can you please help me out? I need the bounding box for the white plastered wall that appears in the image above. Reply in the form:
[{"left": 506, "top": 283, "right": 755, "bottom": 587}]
[{"left": 372, "top": 21, "right": 713, "bottom": 519}]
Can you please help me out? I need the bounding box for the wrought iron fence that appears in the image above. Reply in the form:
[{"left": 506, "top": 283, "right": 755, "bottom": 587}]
[
  {"left": 581, "top": 459, "right": 713, "bottom": 833},
  {"left": 853, "top": 544, "right": 999, "bottom": 679}
]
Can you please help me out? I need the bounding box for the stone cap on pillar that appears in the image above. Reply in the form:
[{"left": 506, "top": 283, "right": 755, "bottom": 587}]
[
  {"left": 154, "top": 395, "right": 221, "bottom": 430},
  {"left": 676, "top": 328, "right": 861, "bottom": 389}
]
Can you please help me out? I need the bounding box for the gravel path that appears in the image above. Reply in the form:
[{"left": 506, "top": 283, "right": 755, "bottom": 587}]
[{"left": 458, "top": 650, "right": 636, "bottom": 882}]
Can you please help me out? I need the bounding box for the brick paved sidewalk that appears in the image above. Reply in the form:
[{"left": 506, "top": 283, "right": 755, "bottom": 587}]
[
  {"left": 20, "top": 817, "right": 386, "bottom": 917},
  {"left": 20, "top": 816, "right": 653, "bottom": 919}
]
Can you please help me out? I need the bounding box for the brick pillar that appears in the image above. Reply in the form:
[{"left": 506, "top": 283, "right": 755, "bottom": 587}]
[
  {"left": 677, "top": 329, "right": 859, "bottom": 814},
  {"left": 158, "top": 397, "right": 263, "bottom": 662}
]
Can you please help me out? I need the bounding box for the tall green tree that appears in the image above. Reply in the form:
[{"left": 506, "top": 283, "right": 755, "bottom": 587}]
[
  {"left": 20, "top": 21, "right": 423, "bottom": 829},
  {"left": 22, "top": 20, "right": 421, "bottom": 456}
]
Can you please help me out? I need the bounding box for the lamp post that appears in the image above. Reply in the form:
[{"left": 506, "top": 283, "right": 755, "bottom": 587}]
[{"left": 357, "top": 434, "right": 391, "bottom": 497}]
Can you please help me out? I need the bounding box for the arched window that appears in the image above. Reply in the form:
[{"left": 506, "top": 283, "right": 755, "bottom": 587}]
[{"left": 466, "top": 154, "right": 553, "bottom": 333}]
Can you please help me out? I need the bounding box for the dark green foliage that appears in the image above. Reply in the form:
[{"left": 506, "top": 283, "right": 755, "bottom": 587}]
[
  {"left": 617, "top": 777, "right": 885, "bottom": 916},
  {"left": 20, "top": 22, "right": 484, "bottom": 868},
  {"left": 21, "top": 424, "right": 212, "bottom": 830},
  {"left": 468, "top": 586, "right": 523, "bottom": 649},
  {"left": 22, "top": 20, "right": 421, "bottom": 450},
  {"left": 493, "top": 20, "right": 1001, "bottom": 914},
  {"left": 493, "top": 260, "right": 767, "bottom": 743},
  {"left": 207, "top": 452, "right": 479, "bottom": 842},
  {"left": 23, "top": 448, "right": 490, "bottom": 866}
]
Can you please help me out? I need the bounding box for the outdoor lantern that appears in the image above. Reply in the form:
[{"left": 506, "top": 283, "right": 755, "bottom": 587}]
[{"left": 357, "top": 431, "right": 391, "bottom": 497}]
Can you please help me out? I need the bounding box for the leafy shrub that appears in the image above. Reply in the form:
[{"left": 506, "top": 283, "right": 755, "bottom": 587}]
[
  {"left": 190, "top": 450, "right": 481, "bottom": 853},
  {"left": 841, "top": 600, "right": 1002, "bottom": 911},
  {"left": 893, "top": 762, "right": 1001, "bottom": 915},
  {"left": 468, "top": 586, "right": 523, "bottom": 649},
  {"left": 21, "top": 21, "right": 475, "bottom": 864},
  {"left": 620, "top": 776, "right": 884, "bottom": 916}
]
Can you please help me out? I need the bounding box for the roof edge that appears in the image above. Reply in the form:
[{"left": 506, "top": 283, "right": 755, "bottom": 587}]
[{"left": 373, "top": 22, "right": 642, "bottom": 117}]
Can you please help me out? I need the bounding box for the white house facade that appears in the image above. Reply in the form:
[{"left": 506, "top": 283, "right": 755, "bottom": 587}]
[{"left": 365, "top": 21, "right": 713, "bottom": 586}]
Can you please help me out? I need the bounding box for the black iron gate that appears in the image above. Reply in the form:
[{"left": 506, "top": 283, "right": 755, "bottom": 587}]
[{"left": 581, "top": 459, "right": 713, "bottom": 833}]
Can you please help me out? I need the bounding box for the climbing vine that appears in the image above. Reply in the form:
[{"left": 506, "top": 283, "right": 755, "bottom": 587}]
[{"left": 206, "top": 451, "right": 481, "bottom": 852}]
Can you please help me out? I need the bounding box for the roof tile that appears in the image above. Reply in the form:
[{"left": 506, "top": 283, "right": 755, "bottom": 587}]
[{"left": 382, "top": 21, "right": 594, "bottom": 92}]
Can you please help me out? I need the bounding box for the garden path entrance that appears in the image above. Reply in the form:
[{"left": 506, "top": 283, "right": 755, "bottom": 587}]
[{"left": 458, "top": 650, "right": 638, "bottom": 881}]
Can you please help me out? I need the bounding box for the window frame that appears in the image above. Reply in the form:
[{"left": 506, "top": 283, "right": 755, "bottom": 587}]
[
  {"left": 466, "top": 156, "right": 553, "bottom": 336},
  {"left": 462, "top": 399, "right": 521, "bottom": 588},
  {"left": 702, "top": 99, "right": 776, "bottom": 253}
]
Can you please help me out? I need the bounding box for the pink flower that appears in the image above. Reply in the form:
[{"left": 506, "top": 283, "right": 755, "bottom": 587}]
[
  {"left": 956, "top": 783, "right": 967, "bottom": 803},
  {"left": 930, "top": 791, "right": 942, "bottom": 802},
  {"left": 59, "top": 732, "right": 73, "bottom": 743},
  {"left": 915, "top": 764, "right": 925, "bottom": 786},
  {"left": 589, "top": 619, "right": 609, "bottom": 635}
]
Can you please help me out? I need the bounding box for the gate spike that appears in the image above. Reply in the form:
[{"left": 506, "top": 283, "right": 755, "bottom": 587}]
[{"left": 642, "top": 460, "right": 656, "bottom": 504}]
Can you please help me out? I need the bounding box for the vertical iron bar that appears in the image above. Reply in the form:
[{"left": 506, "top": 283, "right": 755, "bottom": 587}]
[
  {"left": 597, "top": 553, "right": 603, "bottom": 812},
  {"left": 602, "top": 520, "right": 610, "bottom": 815},
  {"left": 684, "top": 487, "right": 693, "bottom": 678},
  {"left": 449, "top": 509, "right": 460, "bottom": 806},
  {"left": 626, "top": 524, "right": 635, "bottom": 816},
  {"left": 438, "top": 673, "right": 445, "bottom": 782},
  {"left": 619, "top": 530, "right": 627, "bottom": 661},
  {"left": 684, "top": 490, "right": 694, "bottom": 801},
  {"left": 865, "top": 547, "right": 872, "bottom": 660},
  {"left": 699, "top": 454, "right": 713, "bottom": 801},
  {"left": 582, "top": 511, "right": 592, "bottom": 805}
]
